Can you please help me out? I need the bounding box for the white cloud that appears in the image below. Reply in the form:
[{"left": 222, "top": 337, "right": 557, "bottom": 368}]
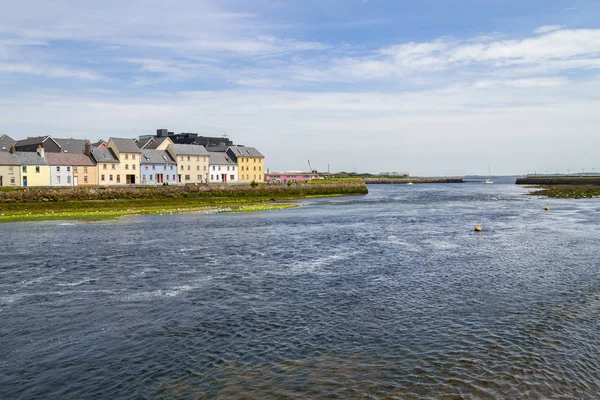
[
  {"left": 0, "top": 63, "right": 100, "bottom": 80},
  {"left": 534, "top": 25, "right": 566, "bottom": 34}
]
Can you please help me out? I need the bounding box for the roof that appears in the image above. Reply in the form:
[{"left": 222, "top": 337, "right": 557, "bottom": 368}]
[
  {"left": 15, "top": 152, "right": 48, "bottom": 165},
  {"left": 14, "top": 135, "right": 57, "bottom": 147},
  {"left": 141, "top": 150, "right": 175, "bottom": 164},
  {"left": 0, "top": 134, "right": 16, "bottom": 150},
  {"left": 0, "top": 151, "right": 20, "bottom": 165},
  {"left": 109, "top": 138, "right": 142, "bottom": 153},
  {"left": 45, "top": 152, "right": 95, "bottom": 166},
  {"left": 144, "top": 136, "right": 171, "bottom": 150},
  {"left": 93, "top": 140, "right": 106, "bottom": 148},
  {"left": 208, "top": 152, "right": 236, "bottom": 166},
  {"left": 90, "top": 147, "right": 119, "bottom": 163},
  {"left": 169, "top": 144, "right": 209, "bottom": 156},
  {"left": 136, "top": 138, "right": 152, "bottom": 149},
  {"left": 227, "top": 146, "right": 264, "bottom": 159},
  {"left": 54, "top": 138, "right": 87, "bottom": 154}
]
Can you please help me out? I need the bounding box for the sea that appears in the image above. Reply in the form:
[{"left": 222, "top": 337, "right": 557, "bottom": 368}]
[{"left": 1, "top": 182, "right": 599, "bottom": 399}]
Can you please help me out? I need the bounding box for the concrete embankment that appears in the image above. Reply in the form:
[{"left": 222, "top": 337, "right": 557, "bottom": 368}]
[
  {"left": 0, "top": 181, "right": 368, "bottom": 203},
  {"left": 364, "top": 177, "right": 463, "bottom": 184},
  {"left": 516, "top": 177, "right": 600, "bottom": 185}
]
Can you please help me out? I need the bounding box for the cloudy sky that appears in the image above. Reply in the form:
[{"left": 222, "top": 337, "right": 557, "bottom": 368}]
[{"left": 1, "top": 0, "right": 599, "bottom": 175}]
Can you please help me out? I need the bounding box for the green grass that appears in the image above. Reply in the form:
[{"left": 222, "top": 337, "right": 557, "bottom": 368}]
[{"left": 528, "top": 185, "right": 600, "bottom": 199}]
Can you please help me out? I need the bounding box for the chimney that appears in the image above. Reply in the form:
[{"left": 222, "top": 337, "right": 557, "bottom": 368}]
[
  {"left": 84, "top": 141, "right": 92, "bottom": 156},
  {"left": 37, "top": 144, "right": 45, "bottom": 157},
  {"left": 10, "top": 145, "right": 15, "bottom": 154}
]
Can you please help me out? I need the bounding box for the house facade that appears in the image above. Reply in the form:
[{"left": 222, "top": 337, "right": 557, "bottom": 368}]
[
  {"left": 0, "top": 148, "right": 21, "bottom": 187},
  {"left": 107, "top": 138, "right": 141, "bottom": 185},
  {"left": 140, "top": 150, "right": 177, "bottom": 184},
  {"left": 167, "top": 144, "right": 210, "bottom": 184},
  {"left": 91, "top": 147, "right": 120, "bottom": 185},
  {"left": 208, "top": 152, "right": 238, "bottom": 183},
  {"left": 226, "top": 146, "right": 265, "bottom": 183},
  {"left": 15, "top": 147, "right": 51, "bottom": 187},
  {"left": 45, "top": 151, "right": 97, "bottom": 186}
]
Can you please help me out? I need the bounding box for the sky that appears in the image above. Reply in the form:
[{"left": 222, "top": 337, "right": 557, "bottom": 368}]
[{"left": 0, "top": 0, "right": 599, "bottom": 176}]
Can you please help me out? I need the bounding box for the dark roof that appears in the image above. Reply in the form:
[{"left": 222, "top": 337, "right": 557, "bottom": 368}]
[
  {"left": 169, "top": 144, "right": 209, "bottom": 156},
  {"left": 15, "top": 152, "right": 48, "bottom": 165},
  {"left": 144, "top": 136, "right": 171, "bottom": 150},
  {"left": 227, "top": 146, "right": 264, "bottom": 159},
  {"left": 0, "top": 151, "right": 20, "bottom": 165},
  {"left": 0, "top": 134, "right": 16, "bottom": 150},
  {"left": 90, "top": 147, "right": 119, "bottom": 163},
  {"left": 110, "top": 138, "right": 142, "bottom": 153},
  {"left": 93, "top": 140, "right": 107, "bottom": 148},
  {"left": 208, "top": 152, "right": 236, "bottom": 165},
  {"left": 54, "top": 138, "right": 87, "bottom": 154},
  {"left": 141, "top": 150, "right": 175, "bottom": 164},
  {"left": 14, "top": 135, "right": 56, "bottom": 147},
  {"left": 136, "top": 138, "right": 152, "bottom": 149},
  {"left": 45, "top": 152, "right": 95, "bottom": 166}
]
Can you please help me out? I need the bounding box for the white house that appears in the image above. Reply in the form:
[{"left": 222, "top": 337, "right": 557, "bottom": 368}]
[{"left": 208, "top": 151, "right": 238, "bottom": 183}]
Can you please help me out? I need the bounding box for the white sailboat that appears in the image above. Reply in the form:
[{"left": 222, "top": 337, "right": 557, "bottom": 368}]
[{"left": 484, "top": 164, "right": 493, "bottom": 184}]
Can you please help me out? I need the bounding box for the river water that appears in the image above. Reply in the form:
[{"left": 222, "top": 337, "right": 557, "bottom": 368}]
[{"left": 1, "top": 184, "right": 599, "bottom": 399}]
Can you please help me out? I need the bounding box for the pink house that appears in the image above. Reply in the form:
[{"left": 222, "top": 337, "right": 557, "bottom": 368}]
[{"left": 266, "top": 171, "right": 319, "bottom": 182}]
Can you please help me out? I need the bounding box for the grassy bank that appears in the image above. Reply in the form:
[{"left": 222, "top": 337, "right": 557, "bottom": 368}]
[
  {"left": 0, "top": 182, "right": 368, "bottom": 223},
  {"left": 528, "top": 185, "right": 600, "bottom": 199}
]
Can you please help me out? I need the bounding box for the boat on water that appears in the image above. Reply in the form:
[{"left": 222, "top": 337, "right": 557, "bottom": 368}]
[
  {"left": 484, "top": 178, "right": 493, "bottom": 184},
  {"left": 407, "top": 182, "right": 414, "bottom": 185},
  {"left": 484, "top": 164, "right": 493, "bottom": 184}
]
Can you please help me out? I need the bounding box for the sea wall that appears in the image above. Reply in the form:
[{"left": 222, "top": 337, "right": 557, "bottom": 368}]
[
  {"left": 365, "top": 177, "right": 463, "bottom": 184},
  {"left": 516, "top": 177, "right": 600, "bottom": 185},
  {"left": 0, "top": 182, "right": 368, "bottom": 202}
]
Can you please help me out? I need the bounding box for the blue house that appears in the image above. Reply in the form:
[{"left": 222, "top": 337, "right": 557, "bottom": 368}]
[{"left": 140, "top": 150, "right": 177, "bottom": 184}]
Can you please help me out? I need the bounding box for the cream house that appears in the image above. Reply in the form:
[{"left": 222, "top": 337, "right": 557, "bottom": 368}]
[
  {"left": 107, "top": 138, "right": 141, "bottom": 185},
  {"left": 15, "top": 146, "right": 51, "bottom": 187},
  {"left": 0, "top": 147, "right": 21, "bottom": 187},
  {"left": 167, "top": 144, "right": 210, "bottom": 184},
  {"left": 91, "top": 147, "right": 120, "bottom": 186}
]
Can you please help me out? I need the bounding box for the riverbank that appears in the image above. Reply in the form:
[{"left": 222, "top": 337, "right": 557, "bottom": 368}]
[
  {"left": 527, "top": 185, "right": 600, "bottom": 199},
  {"left": 0, "top": 182, "right": 368, "bottom": 222}
]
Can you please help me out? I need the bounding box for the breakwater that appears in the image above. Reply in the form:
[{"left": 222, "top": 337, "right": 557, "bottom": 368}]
[
  {"left": 0, "top": 181, "right": 368, "bottom": 203},
  {"left": 364, "top": 177, "right": 463, "bottom": 184},
  {"left": 516, "top": 176, "right": 600, "bottom": 185}
]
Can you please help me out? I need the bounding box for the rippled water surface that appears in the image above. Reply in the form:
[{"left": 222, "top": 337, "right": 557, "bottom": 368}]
[{"left": 2, "top": 184, "right": 600, "bottom": 399}]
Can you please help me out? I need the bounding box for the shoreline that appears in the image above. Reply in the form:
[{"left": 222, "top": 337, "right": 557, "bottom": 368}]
[
  {"left": 525, "top": 185, "right": 600, "bottom": 199},
  {"left": 0, "top": 182, "right": 368, "bottom": 223}
]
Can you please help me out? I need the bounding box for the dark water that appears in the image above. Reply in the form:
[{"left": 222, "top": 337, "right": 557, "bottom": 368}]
[{"left": 1, "top": 184, "right": 600, "bottom": 399}]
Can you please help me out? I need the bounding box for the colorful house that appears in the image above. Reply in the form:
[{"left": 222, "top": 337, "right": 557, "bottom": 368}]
[
  {"left": 167, "top": 144, "right": 210, "bottom": 184},
  {"left": 140, "top": 150, "right": 177, "bottom": 184},
  {"left": 226, "top": 146, "right": 265, "bottom": 183},
  {"left": 0, "top": 147, "right": 21, "bottom": 187},
  {"left": 107, "top": 138, "right": 141, "bottom": 185},
  {"left": 207, "top": 152, "right": 238, "bottom": 183},
  {"left": 45, "top": 150, "right": 97, "bottom": 187},
  {"left": 15, "top": 146, "right": 51, "bottom": 187},
  {"left": 91, "top": 147, "right": 120, "bottom": 186}
]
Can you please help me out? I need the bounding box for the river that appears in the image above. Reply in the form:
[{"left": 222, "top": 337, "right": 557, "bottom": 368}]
[{"left": 1, "top": 183, "right": 599, "bottom": 399}]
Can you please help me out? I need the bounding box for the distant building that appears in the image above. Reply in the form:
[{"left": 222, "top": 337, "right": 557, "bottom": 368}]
[
  {"left": 140, "top": 129, "right": 233, "bottom": 149},
  {"left": 207, "top": 152, "right": 238, "bottom": 183},
  {"left": 15, "top": 146, "right": 51, "bottom": 187},
  {"left": 0, "top": 134, "right": 16, "bottom": 152},
  {"left": 107, "top": 138, "right": 142, "bottom": 185},
  {"left": 166, "top": 144, "right": 210, "bottom": 184},
  {"left": 266, "top": 172, "right": 319, "bottom": 182},
  {"left": 226, "top": 146, "right": 265, "bottom": 183},
  {"left": 140, "top": 149, "right": 177, "bottom": 184},
  {"left": 0, "top": 147, "right": 20, "bottom": 187},
  {"left": 14, "top": 136, "right": 61, "bottom": 153}
]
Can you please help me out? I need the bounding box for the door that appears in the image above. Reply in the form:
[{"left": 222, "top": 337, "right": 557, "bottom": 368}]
[
  {"left": 0, "top": 176, "right": 3, "bottom": 186},
  {"left": 74, "top": 176, "right": 78, "bottom": 186},
  {"left": 23, "top": 176, "right": 27, "bottom": 186}
]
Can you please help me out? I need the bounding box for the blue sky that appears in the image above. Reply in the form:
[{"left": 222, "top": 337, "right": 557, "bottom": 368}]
[{"left": 1, "top": 0, "right": 599, "bottom": 175}]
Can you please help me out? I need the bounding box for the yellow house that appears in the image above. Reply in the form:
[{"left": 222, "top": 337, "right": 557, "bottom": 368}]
[
  {"left": 107, "top": 138, "right": 141, "bottom": 185},
  {"left": 0, "top": 148, "right": 21, "bottom": 187},
  {"left": 15, "top": 147, "right": 51, "bottom": 187},
  {"left": 227, "top": 146, "right": 265, "bottom": 183},
  {"left": 91, "top": 146, "right": 120, "bottom": 186},
  {"left": 167, "top": 144, "right": 210, "bottom": 184}
]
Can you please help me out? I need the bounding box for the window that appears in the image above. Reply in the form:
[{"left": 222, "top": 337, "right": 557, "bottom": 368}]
[
  {"left": 109, "top": 175, "right": 113, "bottom": 181},
  {"left": 67, "top": 176, "right": 71, "bottom": 184},
  {"left": 57, "top": 166, "right": 61, "bottom": 172},
  {"left": 212, "top": 166, "right": 215, "bottom": 171},
  {"left": 125, "top": 164, "right": 129, "bottom": 170},
  {"left": 218, "top": 166, "right": 221, "bottom": 171},
  {"left": 101, "top": 174, "right": 105, "bottom": 181},
  {"left": 211, "top": 175, "right": 213, "bottom": 180},
  {"left": 132, "top": 154, "right": 136, "bottom": 160},
  {"left": 179, "top": 164, "right": 183, "bottom": 170},
  {"left": 117, "top": 175, "right": 121, "bottom": 183},
  {"left": 227, "top": 166, "right": 230, "bottom": 171},
  {"left": 196, "top": 156, "right": 199, "bottom": 161},
  {"left": 10, "top": 177, "right": 15, "bottom": 184},
  {"left": 254, "top": 166, "right": 256, "bottom": 171},
  {"left": 259, "top": 174, "right": 262, "bottom": 180},
  {"left": 84, "top": 167, "right": 87, "bottom": 173},
  {"left": 145, "top": 165, "right": 149, "bottom": 170},
  {"left": 125, "top": 154, "right": 129, "bottom": 160},
  {"left": 254, "top": 174, "right": 256, "bottom": 180},
  {"left": 259, "top": 166, "right": 261, "bottom": 171},
  {"left": 8, "top": 166, "right": 13, "bottom": 174},
  {"left": 196, "top": 165, "right": 199, "bottom": 171},
  {"left": 173, "top": 175, "right": 176, "bottom": 181},
  {"left": 103, "top": 164, "right": 107, "bottom": 170},
  {"left": 84, "top": 176, "right": 88, "bottom": 183},
  {"left": 180, "top": 156, "right": 184, "bottom": 161},
  {"left": 132, "top": 164, "right": 136, "bottom": 170},
  {"left": 57, "top": 176, "right": 61, "bottom": 183},
  {"left": 233, "top": 166, "right": 236, "bottom": 171},
  {"left": 67, "top": 166, "right": 71, "bottom": 172},
  {"left": 152, "top": 165, "right": 155, "bottom": 170},
  {"left": 230, "top": 175, "right": 235, "bottom": 181},
  {"left": 187, "top": 156, "right": 190, "bottom": 161},
  {"left": 197, "top": 175, "right": 201, "bottom": 181},
  {"left": 73, "top": 167, "right": 78, "bottom": 172},
  {"left": 185, "top": 174, "right": 190, "bottom": 180},
  {"left": 187, "top": 165, "right": 190, "bottom": 171},
  {"left": 36, "top": 166, "right": 40, "bottom": 173},
  {"left": 112, "top": 164, "right": 115, "bottom": 170},
  {"left": 203, "top": 166, "right": 206, "bottom": 171},
  {"left": 170, "top": 165, "right": 174, "bottom": 170}
]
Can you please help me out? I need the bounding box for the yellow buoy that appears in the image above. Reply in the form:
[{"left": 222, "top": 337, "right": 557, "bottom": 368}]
[
  {"left": 474, "top": 225, "right": 482, "bottom": 232},
  {"left": 545, "top": 207, "right": 550, "bottom": 211}
]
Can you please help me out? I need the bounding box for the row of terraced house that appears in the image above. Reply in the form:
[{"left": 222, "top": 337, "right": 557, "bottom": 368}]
[{"left": 0, "top": 131, "right": 265, "bottom": 187}]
